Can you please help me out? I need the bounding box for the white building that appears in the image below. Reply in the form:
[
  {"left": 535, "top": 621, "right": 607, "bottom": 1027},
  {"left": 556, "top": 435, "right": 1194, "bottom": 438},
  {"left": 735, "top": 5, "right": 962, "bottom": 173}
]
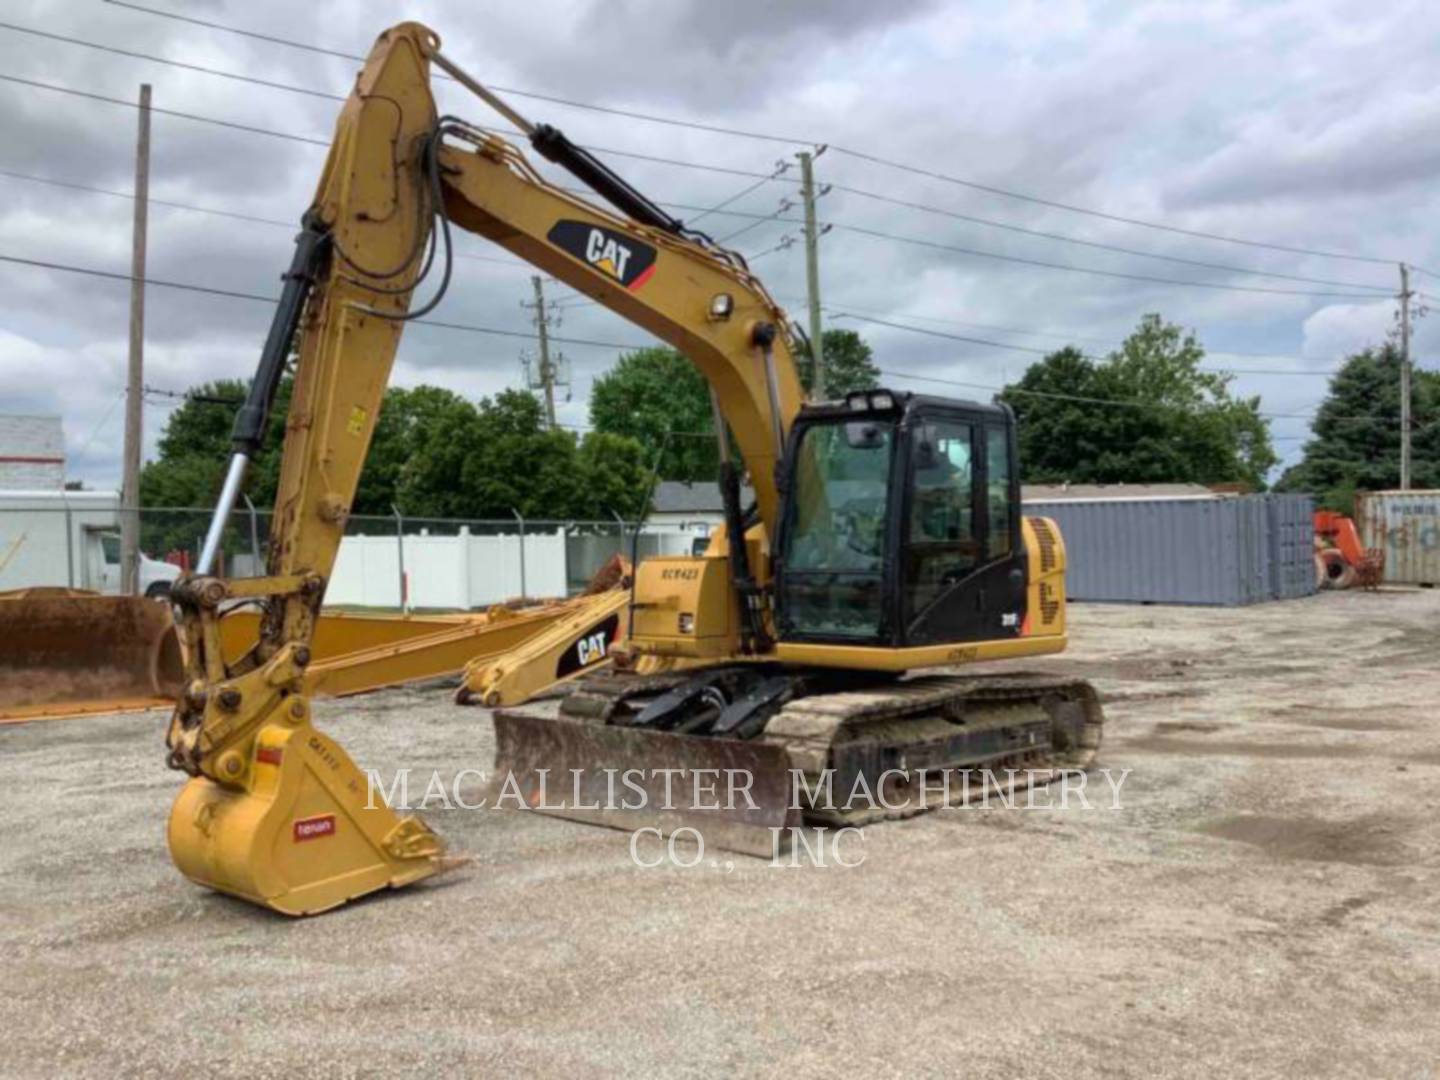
[
  {"left": 646, "top": 479, "right": 754, "bottom": 533},
  {"left": 0, "top": 415, "right": 65, "bottom": 490}
]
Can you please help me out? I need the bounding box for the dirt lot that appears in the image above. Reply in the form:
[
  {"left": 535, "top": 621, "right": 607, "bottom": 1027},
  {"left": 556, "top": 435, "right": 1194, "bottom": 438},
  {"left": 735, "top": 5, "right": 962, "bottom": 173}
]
[{"left": 3, "top": 588, "right": 1439, "bottom": 1077}]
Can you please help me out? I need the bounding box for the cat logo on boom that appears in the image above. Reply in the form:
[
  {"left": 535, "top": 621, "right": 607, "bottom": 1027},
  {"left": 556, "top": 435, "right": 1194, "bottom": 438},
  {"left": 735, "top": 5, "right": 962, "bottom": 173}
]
[
  {"left": 547, "top": 221, "right": 657, "bottom": 291},
  {"left": 555, "top": 613, "right": 621, "bottom": 678}
]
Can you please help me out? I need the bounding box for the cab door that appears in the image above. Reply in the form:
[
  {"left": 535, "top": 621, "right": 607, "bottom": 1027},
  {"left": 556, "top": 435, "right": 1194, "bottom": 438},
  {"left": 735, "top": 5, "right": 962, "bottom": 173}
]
[{"left": 900, "top": 410, "right": 1026, "bottom": 646}]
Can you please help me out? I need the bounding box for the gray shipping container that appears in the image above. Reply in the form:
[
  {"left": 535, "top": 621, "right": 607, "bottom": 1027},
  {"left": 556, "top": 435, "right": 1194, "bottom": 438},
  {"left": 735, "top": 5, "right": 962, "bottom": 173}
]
[
  {"left": 1355, "top": 490, "right": 1440, "bottom": 586},
  {"left": 1023, "top": 492, "right": 1316, "bottom": 606}
]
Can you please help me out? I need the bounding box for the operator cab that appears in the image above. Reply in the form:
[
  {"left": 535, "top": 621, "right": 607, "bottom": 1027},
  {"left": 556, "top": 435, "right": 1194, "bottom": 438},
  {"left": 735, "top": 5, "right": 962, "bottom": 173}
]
[{"left": 774, "top": 389, "right": 1025, "bottom": 648}]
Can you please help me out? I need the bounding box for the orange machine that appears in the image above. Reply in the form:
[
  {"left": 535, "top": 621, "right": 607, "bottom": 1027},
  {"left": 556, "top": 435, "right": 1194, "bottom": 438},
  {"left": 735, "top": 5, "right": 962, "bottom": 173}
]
[{"left": 1314, "top": 510, "right": 1384, "bottom": 590}]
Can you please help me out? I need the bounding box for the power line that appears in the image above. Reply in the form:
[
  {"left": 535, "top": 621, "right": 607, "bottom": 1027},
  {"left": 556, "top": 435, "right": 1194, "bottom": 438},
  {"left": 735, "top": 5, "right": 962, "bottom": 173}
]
[
  {"left": 0, "top": 21, "right": 345, "bottom": 100},
  {"left": 746, "top": 235, "right": 801, "bottom": 262},
  {"left": 73, "top": 389, "right": 127, "bottom": 458},
  {"left": 828, "top": 147, "right": 1401, "bottom": 268},
  {"left": 832, "top": 310, "right": 1345, "bottom": 376},
  {"left": 6, "top": 20, "right": 1398, "bottom": 295},
  {"left": 686, "top": 161, "right": 795, "bottom": 226},
  {"left": 717, "top": 198, "right": 795, "bottom": 244},
  {"left": 548, "top": 169, "right": 802, "bottom": 312},
  {"left": 139, "top": 382, "right": 724, "bottom": 442},
  {"left": 0, "top": 70, "right": 777, "bottom": 180},
  {"left": 0, "top": 251, "right": 652, "bottom": 350},
  {"left": 0, "top": 71, "right": 327, "bottom": 145},
  {"left": 852, "top": 316, "right": 1372, "bottom": 416},
  {"left": 0, "top": 55, "right": 1396, "bottom": 302},
  {"left": 90, "top": 2, "right": 1419, "bottom": 267},
  {"left": 824, "top": 180, "right": 1393, "bottom": 293},
  {"left": 98, "top": 0, "right": 814, "bottom": 146},
  {"left": 799, "top": 295, "right": 1308, "bottom": 361},
  {"left": 0, "top": 167, "right": 531, "bottom": 269},
  {"left": 142, "top": 384, "right": 243, "bottom": 406},
  {"left": 874, "top": 365, "right": 1364, "bottom": 423},
  {"left": 827, "top": 221, "right": 1387, "bottom": 300}
]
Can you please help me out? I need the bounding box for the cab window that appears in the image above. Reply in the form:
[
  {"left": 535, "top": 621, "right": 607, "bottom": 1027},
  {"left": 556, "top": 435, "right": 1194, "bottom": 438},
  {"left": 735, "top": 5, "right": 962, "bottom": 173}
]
[
  {"left": 986, "top": 425, "right": 1012, "bottom": 558},
  {"left": 778, "top": 419, "right": 894, "bottom": 639},
  {"left": 906, "top": 421, "right": 977, "bottom": 617}
]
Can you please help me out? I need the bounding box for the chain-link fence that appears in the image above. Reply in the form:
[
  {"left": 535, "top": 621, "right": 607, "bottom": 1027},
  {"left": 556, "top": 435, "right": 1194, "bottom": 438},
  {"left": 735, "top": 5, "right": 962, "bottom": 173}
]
[{"left": 0, "top": 501, "right": 711, "bottom": 610}]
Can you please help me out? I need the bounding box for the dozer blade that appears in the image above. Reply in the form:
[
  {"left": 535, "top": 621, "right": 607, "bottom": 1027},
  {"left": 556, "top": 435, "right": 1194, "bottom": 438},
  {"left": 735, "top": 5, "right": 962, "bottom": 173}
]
[
  {"left": 168, "top": 703, "right": 446, "bottom": 916},
  {"left": 0, "top": 589, "right": 182, "bottom": 723},
  {"left": 492, "top": 704, "right": 800, "bottom": 857}
]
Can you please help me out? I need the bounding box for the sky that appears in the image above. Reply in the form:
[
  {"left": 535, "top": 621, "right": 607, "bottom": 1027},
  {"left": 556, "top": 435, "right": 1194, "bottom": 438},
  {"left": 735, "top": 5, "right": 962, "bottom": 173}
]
[{"left": 0, "top": 0, "right": 1437, "bottom": 492}]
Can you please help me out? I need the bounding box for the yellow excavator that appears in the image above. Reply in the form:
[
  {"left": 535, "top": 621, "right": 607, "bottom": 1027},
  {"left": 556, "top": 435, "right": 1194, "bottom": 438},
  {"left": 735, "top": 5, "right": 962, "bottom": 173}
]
[{"left": 165, "top": 22, "right": 1103, "bottom": 915}]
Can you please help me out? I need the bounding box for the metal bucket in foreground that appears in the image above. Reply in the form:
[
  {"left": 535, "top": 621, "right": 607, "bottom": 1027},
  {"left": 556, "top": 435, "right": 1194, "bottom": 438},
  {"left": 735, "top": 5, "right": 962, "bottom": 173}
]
[
  {"left": 0, "top": 588, "right": 182, "bottom": 722},
  {"left": 492, "top": 704, "right": 800, "bottom": 857}
]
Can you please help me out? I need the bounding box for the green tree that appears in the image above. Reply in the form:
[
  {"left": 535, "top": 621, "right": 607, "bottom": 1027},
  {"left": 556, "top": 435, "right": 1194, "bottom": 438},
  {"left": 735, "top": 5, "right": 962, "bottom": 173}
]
[
  {"left": 1274, "top": 344, "right": 1440, "bottom": 513},
  {"left": 449, "top": 389, "right": 654, "bottom": 520},
  {"left": 352, "top": 386, "right": 476, "bottom": 515},
  {"left": 589, "top": 346, "right": 717, "bottom": 482},
  {"left": 797, "top": 328, "right": 881, "bottom": 397},
  {"left": 453, "top": 390, "right": 581, "bottom": 519},
  {"left": 575, "top": 431, "right": 654, "bottom": 521},
  {"left": 998, "top": 314, "right": 1277, "bottom": 489},
  {"left": 138, "top": 379, "right": 276, "bottom": 556},
  {"left": 141, "top": 378, "right": 655, "bottom": 537}
]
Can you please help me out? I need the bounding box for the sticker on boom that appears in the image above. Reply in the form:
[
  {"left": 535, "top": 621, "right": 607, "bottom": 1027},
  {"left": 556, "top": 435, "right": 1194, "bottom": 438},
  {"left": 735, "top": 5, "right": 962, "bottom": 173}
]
[
  {"left": 555, "top": 613, "right": 621, "bottom": 678},
  {"left": 293, "top": 814, "right": 336, "bottom": 842},
  {"left": 547, "top": 221, "right": 657, "bottom": 291}
]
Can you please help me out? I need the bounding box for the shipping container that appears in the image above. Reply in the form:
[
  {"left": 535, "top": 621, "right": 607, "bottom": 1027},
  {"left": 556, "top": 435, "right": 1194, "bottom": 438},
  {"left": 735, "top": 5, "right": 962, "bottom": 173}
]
[
  {"left": 1023, "top": 492, "right": 1316, "bottom": 606},
  {"left": 1355, "top": 490, "right": 1440, "bottom": 586}
]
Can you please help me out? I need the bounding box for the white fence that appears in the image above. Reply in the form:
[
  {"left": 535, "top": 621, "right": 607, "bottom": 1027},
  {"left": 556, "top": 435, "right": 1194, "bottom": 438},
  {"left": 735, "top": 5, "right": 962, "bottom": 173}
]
[
  {"left": 0, "top": 504, "right": 711, "bottom": 611},
  {"left": 328, "top": 525, "right": 702, "bottom": 610}
]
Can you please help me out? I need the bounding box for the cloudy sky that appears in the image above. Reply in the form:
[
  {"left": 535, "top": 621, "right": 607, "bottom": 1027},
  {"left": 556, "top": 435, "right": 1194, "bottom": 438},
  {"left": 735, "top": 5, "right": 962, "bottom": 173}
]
[{"left": 1, "top": 0, "right": 1436, "bottom": 492}]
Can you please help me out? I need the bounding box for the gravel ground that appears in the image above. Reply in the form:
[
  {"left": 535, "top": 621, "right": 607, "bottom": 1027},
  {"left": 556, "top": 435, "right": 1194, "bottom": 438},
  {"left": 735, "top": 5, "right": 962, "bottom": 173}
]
[{"left": 3, "top": 588, "right": 1439, "bottom": 1078}]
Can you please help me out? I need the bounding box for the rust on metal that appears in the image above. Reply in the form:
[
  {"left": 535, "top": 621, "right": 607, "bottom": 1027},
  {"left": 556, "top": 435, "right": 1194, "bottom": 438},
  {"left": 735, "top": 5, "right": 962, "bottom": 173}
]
[
  {"left": 492, "top": 703, "right": 800, "bottom": 857},
  {"left": 0, "top": 588, "right": 181, "bottom": 723}
]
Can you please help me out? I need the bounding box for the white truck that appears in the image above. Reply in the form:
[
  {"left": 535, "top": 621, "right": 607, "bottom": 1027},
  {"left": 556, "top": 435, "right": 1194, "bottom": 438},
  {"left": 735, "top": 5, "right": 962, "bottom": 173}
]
[{"left": 0, "top": 490, "right": 181, "bottom": 598}]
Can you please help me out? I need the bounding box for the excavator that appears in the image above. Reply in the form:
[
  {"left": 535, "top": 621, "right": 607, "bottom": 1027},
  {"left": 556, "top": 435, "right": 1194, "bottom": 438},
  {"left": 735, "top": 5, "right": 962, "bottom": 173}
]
[{"left": 164, "top": 22, "right": 1103, "bottom": 916}]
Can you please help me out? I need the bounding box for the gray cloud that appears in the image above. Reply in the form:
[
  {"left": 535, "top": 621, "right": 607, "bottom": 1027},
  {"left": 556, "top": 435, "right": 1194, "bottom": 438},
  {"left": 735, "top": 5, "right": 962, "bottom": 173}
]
[{"left": 0, "top": 0, "right": 1436, "bottom": 490}]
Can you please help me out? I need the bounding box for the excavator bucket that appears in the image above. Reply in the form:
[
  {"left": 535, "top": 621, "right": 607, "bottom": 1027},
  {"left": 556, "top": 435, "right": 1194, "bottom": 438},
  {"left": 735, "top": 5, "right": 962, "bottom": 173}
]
[
  {"left": 0, "top": 589, "right": 182, "bottom": 723},
  {"left": 168, "top": 695, "right": 448, "bottom": 916},
  {"left": 491, "top": 704, "right": 800, "bottom": 857}
]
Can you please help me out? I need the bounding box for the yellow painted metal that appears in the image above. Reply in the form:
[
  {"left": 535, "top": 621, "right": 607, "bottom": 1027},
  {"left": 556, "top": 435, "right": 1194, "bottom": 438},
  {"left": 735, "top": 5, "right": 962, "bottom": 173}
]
[
  {"left": 168, "top": 694, "right": 443, "bottom": 916},
  {"left": 220, "top": 605, "right": 571, "bottom": 698},
  {"left": 1022, "top": 515, "right": 1068, "bottom": 640},
  {"left": 457, "top": 587, "right": 631, "bottom": 706},
  {"left": 161, "top": 18, "right": 1080, "bottom": 914},
  {"left": 436, "top": 146, "right": 803, "bottom": 535},
  {"left": 772, "top": 635, "right": 1067, "bottom": 671},
  {"left": 628, "top": 552, "right": 737, "bottom": 659},
  {"left": 221, "top": 608, "right": 481, "bottom": 664},
  {"left": 166, "top": 24, "right": 449, "bottom": 915}
]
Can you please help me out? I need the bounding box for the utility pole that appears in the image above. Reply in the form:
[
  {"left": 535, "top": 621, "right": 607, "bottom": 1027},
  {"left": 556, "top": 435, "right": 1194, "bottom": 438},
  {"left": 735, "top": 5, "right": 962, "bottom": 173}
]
[
  {"left": 120, "top": 83, "right": 151, "bottom": 595},
  {"left": 798, "top": 147, "right": 826, "bottom": 400},
  {"left": 1400, "top": 262, "right": 1412, "bottom": 490},
  {"left": 522, "top": 275, "right": 569, "bottom": 429}
]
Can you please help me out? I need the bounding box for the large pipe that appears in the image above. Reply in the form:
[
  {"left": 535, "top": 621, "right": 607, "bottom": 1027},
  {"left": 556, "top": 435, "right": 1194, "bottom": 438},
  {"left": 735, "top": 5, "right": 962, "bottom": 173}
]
[
  {"left": 196, "top": 454, "right": 247, "bottom": 575},
  {"left": 195, "top": 219, "right": 331, "bottom": 577}
]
